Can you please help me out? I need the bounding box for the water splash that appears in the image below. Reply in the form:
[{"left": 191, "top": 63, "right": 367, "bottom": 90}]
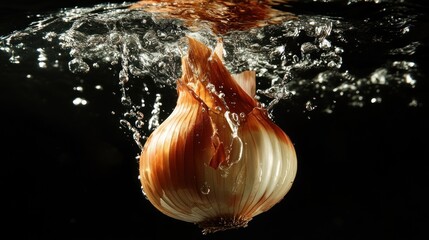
[{"left": 0, "top": 1, "right": 423, "bottom": 143}]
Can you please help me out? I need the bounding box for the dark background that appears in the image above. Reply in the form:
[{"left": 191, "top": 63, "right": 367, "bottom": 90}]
[{"left": 1, "top": 1, "right": 428, "bottom": 239}]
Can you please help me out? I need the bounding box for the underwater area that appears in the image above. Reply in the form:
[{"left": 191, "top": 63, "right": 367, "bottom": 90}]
[{"left": 1, "top": 0, "right": 428, "bottom": 239}]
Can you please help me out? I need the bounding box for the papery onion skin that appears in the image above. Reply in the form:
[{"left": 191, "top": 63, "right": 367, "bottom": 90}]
[{"left": 139, "top": 37, "right": 297, "bottom": 234}]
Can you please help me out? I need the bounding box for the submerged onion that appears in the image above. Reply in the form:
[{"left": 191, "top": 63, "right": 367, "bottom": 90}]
[{"left": 139, "top": 37, "right": 297, "bottom": 234}]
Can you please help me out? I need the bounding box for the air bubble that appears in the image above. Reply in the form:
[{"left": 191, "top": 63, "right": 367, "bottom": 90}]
[
  {"left": 231, "top": 112, "right": 239, "bottom": 122},
  {"left": 72, "top": 97, "right": 88, "bottom": 106},
  {"left": 68, "top": 58, "right": 90, "bottom": 74},
  {"left": 9, "top": 55, "right": 20, "bottom": 64},
  {"left": 319, "top": 39, "right": 331, "bottom": 49},
  {"left": 135, "top": 120, "right": 144, "bottom": 128},
  {"left": 0, "top": 1, "right": 422, "bottom": 153},
  {"left": 301, "top": 42, "right": 318, "bottom": 53},
  {"left": 206, "top": 83, "right": 216, "bottom": 93},
  {"left": 118, "top": 69, "right": 129, "bottom": 85},
  {"left": 370, "top": 97, "right": 382, "bottom": 103},
  {"left": 121, "top": 96, "right": 132, "bottom": 106},
  {"left": 200, "top": 182, "right": 211, "bottom": 195},
  {"left": 120, "top": 119, "right": 132, "bottom": 129},
  {"left": 148, "top": 94, "right": 162, "bottom": 131},
  {"left": 43, "top": 32, "right": 57, "bottom": 42},
  {"left": 305, "top": 101, "right": 316, "bottom": 111},
  {"left": 38, "top": 62, "right": 47, "bottom": 68},
  {"left": 141, "top": 186, "right": 148, "bottom": 200}
]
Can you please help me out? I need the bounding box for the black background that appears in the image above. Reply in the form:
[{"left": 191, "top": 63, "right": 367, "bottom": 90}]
[{"left": 1, "top": 1, "right": 429, "bottom": 239}]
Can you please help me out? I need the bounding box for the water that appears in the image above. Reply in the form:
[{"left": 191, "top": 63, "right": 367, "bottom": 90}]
[
  {"left": 1, "top": 1, "right": 424, "bottom": 139},
  {"left": 1, "top": 0, "right": 428, "bottom": 239}
]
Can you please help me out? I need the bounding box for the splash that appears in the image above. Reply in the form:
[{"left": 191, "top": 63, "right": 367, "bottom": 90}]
[{"left": 0, "top": 1, "right": 422, "bottom": 146}]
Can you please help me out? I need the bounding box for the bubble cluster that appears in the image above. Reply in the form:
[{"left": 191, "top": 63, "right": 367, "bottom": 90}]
[{"left": 0, "top": 1, "right": 422, "bottom": 141}]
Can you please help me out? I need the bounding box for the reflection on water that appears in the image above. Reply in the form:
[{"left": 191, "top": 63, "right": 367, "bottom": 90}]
[{"left": 129, "top": 0, "right": 296, "bottom": 34}]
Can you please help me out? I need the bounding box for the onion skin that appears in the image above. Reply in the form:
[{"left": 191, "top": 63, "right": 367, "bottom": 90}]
[{"left": 139, "top": 37, "right": 297, "bottom": 234}]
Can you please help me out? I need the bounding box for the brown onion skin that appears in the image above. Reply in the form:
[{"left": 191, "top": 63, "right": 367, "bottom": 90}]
[{"left": 139, "top": 37, "right": 297, "bottom": 233}]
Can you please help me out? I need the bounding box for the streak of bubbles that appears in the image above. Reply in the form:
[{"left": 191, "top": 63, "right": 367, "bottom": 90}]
[{"left": 0, "top": 1, "right": 423, "bottom": 143}]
